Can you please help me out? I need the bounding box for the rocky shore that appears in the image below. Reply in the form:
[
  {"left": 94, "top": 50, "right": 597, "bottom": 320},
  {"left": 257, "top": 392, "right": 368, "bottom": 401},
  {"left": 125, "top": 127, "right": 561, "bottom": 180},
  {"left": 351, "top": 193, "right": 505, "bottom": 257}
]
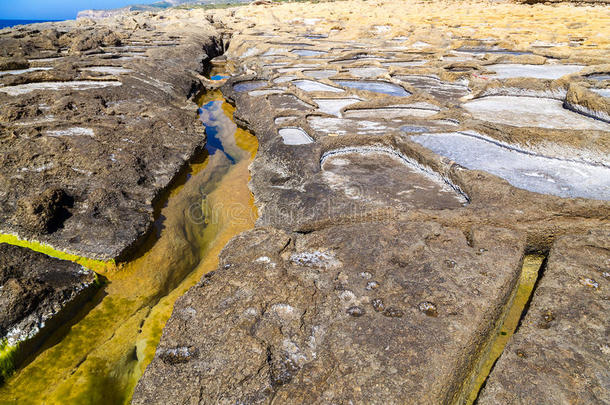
[
  {"left": 0, "top": 0, "right": 609, "bottom": 403},
  {"left": 0, "top": 9, "right": 230, "bottom": 390},
  {"left": 0, "top": 13, "right": 225, "bottom": 261},
  {"left": 135, "top": 0, "right": 609, "bottom": 403}
]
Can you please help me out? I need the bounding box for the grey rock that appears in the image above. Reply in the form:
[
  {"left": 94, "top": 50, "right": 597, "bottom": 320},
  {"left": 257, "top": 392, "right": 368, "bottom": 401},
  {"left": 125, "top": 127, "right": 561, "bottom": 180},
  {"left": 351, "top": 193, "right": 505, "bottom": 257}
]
[
  {"left": 0, "top": 18, "right": 224, "bottom": 261},
  {"left": 0, "top": 243, "right": 98, "bottom": 379}
]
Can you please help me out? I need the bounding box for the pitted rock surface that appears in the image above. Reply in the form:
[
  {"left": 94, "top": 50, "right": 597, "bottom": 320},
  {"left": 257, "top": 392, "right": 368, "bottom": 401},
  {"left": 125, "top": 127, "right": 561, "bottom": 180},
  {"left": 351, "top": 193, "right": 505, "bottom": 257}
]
[
  {"left": 133, "top": 223, "right": 525, "bottom": 404},
  {"left": 134, "top": 1, "right": 610, "bottom": 403},
  {"left": 478, "top": 230, "right": 610, "bottom": 405},
  {"left": 209, "top": 3, "right": 609, "bottom": 242},
  {"left": 0, "top": 0, "right": 609, "bottom": 403}
]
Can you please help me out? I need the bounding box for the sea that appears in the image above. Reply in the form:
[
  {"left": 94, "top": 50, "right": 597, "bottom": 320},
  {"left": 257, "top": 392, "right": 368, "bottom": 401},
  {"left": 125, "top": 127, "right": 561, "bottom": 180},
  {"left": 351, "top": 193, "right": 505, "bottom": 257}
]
[{"left": 0, "top": 19, "right": 60, "bottom": 29}]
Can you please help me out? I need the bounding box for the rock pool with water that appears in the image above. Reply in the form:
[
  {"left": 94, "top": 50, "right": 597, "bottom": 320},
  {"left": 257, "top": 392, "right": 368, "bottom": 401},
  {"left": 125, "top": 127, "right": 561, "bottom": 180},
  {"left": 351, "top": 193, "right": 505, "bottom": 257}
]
[
  {"left": 233, "top": 80, "right": 266, "bottom": 92},
  {"left": 485, "top": 64, "right": 583, "bottom": 79},
  {"left": 293, "top": 79, "right": 345, "bottom": 92},
  {"left": 278, "top": 127, "right": 313, "bottom": 144},
  {"left": 334, "top": 79, "right": 411, "bottom": 96},
  {"left": 464, "top": 96, "right": 610, "bottom": 131},
  {"left": 412, "top": 132, "right": 610, "bottom": 200}
]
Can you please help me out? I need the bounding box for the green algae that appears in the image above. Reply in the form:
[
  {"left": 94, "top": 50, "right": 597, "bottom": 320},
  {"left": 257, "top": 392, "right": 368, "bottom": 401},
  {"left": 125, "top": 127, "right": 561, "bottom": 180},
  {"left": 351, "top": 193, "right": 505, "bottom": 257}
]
[
  {"left": 0, "top": 254, "right": 104, "bottom": 385},
  {"left": 0, "top": 90, "right": 258, "bottom": 404},
  {"left": 0, "top": 341, "right": 19, "bottom": 384}
]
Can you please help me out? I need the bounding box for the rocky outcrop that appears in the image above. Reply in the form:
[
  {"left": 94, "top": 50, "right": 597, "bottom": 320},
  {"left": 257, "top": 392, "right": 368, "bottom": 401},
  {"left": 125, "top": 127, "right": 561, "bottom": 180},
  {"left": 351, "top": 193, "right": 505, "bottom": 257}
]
[
  {"left": 76, "top": 0, "right": 249, "bottom": 20},
  {"left": 0, "top": 243, "right": 98, "bottom": 381},
  {"left": 0, "top": 13, "right": 226, "bottom": 261},
  {"left": 565, "top": 80, "right": 610, "bottom": 123},
  {"left": 478, "top": 230, "right": 610, "bottom": 404},
  {"left": 76, "top": 9, "right": 128, "bottom": 20},
  {"left": 216, "top": 28, "right": 609, "bottom": 250},
  {"left": 133, "top": 223, "right": 526, "bottom": 404},
  {"left": 1, "top": 0, "right": 609, "bottom": 402}
]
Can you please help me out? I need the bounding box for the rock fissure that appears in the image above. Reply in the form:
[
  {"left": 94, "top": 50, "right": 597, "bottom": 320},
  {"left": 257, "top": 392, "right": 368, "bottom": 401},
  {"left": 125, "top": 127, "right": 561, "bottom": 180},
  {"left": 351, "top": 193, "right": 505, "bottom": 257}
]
[{"left": 467, "top": 253, "right": 547, "bottom": 404}]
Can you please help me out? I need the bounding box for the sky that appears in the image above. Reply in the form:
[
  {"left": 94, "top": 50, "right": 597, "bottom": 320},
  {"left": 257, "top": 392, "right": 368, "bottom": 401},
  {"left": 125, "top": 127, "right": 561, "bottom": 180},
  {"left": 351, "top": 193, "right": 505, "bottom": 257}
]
[{"left": 0, "top": 0, "right": 157, "bottom": 20}]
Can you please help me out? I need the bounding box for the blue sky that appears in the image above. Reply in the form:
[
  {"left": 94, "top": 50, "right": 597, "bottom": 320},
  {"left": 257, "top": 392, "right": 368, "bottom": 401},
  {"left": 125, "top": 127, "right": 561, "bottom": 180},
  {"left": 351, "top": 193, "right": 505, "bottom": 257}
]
[{"left": 0, "top": 0, "right": 157, "bottom": 20}]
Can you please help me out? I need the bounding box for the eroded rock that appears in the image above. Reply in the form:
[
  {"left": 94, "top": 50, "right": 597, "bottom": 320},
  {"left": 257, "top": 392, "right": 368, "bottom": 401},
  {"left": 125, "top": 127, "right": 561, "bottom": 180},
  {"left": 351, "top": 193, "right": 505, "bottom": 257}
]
[
  {"left": 0, "top": 243, "right": 98, "bottom": 379},
  {"left": 14, "top": 188, "right": 73, "bottom": 234},
  {"left": 478, "top": 230, "right": 610, "bottom": 404},
  {"left": 0, "top": 16, "right": 224, "bottom": 261},
  {"left": 134, "top": 223, "right": 525, "bottom": 404}
]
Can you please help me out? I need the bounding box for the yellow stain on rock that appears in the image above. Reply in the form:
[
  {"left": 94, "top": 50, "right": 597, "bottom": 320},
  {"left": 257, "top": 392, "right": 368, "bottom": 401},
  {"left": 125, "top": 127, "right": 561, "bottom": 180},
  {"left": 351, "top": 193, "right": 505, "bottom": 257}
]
[{"left": 0, "top": 234, "right": 114, "bottom": 274}]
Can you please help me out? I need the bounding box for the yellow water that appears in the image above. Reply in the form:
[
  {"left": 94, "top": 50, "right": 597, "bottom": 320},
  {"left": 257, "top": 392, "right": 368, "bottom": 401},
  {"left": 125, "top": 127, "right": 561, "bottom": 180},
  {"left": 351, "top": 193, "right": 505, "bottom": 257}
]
[
  {"left": 466, "top": 254, "right": 545, "bottom": 404},
  {"left": 0, "top": 91, "right": 258, "bottom": 404}
]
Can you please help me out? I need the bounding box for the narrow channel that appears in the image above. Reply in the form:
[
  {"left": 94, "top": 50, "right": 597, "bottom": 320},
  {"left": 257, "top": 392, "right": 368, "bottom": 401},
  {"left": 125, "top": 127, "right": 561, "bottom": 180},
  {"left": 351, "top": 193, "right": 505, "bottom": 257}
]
[
  {"left": 467, "top": 254, "right": 546, "bottom": 404},
  {"left": 0, "top": 90, "right": 257, "bottom": 404}
]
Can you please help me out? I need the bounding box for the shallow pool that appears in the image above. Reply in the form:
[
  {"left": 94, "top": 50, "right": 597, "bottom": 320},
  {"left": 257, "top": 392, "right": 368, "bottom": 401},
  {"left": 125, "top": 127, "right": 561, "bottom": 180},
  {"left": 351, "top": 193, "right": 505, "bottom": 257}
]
[{"left": 412, "top": 131, "right": 610, "bottom": 200}]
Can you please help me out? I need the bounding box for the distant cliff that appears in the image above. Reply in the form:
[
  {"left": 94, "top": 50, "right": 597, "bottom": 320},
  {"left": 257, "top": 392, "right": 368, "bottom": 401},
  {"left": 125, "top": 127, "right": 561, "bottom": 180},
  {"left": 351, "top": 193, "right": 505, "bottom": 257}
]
[
  {"left": 76, "top": 9, "right": 129, "bottom": 19},
  {"left": 77, "top": 0, "right": 246, "bottom": 20}
]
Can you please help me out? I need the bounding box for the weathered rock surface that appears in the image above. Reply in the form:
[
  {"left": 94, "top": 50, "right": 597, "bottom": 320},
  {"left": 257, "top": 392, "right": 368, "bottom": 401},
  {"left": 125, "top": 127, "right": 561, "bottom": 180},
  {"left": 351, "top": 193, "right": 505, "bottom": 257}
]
[
  {"left": 211, "top": 0, "right": 609, "bottom": 247},
  {"left": 1, "top": 0, "right": 609, "bottom": 402},
  {"left": 478, "top": 230, "right": 610, "bottom": 404},
  {"left": 222, "top": 59, "right": 609, "bottom": 247},
  {"left": 133, "top": 222, "right": 526, "bottom": 404},
  {"left": 0, "top": 14, "right": 225, "bottom": 261},
  {"left": 0, "top": 243, "right": 97, "bottom": 359},
  {"left": 135, "top": 1, "right": 610, "bottom": 403}
]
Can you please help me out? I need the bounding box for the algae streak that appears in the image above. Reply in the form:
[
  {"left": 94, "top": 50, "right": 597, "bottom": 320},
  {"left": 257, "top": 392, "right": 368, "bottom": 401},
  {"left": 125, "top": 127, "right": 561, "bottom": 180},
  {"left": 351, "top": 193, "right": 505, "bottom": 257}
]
[
  {"left": 0, "top": 234, "right": 114, "bottom": 273},
  {"left": 0, "top": 91, "right": 258, "bottom": 404},
  {"left": 466, "top": 254, "right": 545, "bottom": 404},
  {"left": 0, "top": 341, "right": 19, "bottom": 384}
]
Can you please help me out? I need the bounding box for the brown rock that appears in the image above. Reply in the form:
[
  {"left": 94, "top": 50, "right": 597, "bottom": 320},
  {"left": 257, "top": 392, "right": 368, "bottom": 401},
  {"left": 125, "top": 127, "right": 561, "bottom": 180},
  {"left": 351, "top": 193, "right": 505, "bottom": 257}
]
[
  {"left": 478, "top": 230, "right": 610, "bottom": 404},
  {"left": 133, "top": 222, "right": 525, "bottom": 404},
  {"left": 15, "top": 188, "right": 73, "bottom": 234},
  {"left": 0, "top": 17, "right": 224, "bottom": 261},
  {"left": 0, "top": 58, "right": 28, "bottom": 71},
  {"left": 0, "top": 243, "right": 98, "bottom": 380}
]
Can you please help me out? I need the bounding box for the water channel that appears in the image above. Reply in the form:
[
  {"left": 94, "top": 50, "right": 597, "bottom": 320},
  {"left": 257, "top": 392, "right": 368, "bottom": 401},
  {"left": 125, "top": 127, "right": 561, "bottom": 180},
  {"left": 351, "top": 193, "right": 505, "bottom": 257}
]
[{"left": 0, "top": 90, "right": 257, "bottom": 404}]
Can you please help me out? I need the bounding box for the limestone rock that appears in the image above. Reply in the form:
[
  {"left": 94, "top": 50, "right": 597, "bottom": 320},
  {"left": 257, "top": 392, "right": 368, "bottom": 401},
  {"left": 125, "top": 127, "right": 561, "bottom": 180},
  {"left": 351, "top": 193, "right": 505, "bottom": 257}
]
[
  {"left": 133, "top": 222, "right": 525, "bottom": 404},
  {"left": 0, "top": 58, "right": 28, "bottom": 71},
  {"left": 14, "top": 188, "right": 73, "bottom": 234},
  {"left": 478, "top": 230, "right": 610, "bottom": 404},
  {"left": 0, "top": 16, "right": 224, "bottom": 261}
]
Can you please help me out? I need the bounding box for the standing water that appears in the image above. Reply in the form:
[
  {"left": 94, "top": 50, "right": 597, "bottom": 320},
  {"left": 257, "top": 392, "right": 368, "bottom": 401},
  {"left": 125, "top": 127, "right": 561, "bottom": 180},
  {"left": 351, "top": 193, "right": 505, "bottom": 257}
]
[{"left": 0, "top": 91, "right": 258, "bottom": 404}]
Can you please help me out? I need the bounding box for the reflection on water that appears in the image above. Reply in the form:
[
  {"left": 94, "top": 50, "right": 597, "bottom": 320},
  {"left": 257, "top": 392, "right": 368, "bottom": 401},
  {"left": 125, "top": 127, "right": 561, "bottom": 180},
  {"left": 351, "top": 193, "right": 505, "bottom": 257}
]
[
  {"left": 334, "top": 80, "right": 411, "bottom": 97},
  {"left": 233, "top": 80, "right": 266, "bottom": 92},
  {"left": 0, "top": 91, "right": 258, "bottom": 404},
  {"left": 199, "top": 101, "right": 237, "bottom": 163},
  {"left": 198, "top": 97, "right": 258, "bottom": 164}
]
